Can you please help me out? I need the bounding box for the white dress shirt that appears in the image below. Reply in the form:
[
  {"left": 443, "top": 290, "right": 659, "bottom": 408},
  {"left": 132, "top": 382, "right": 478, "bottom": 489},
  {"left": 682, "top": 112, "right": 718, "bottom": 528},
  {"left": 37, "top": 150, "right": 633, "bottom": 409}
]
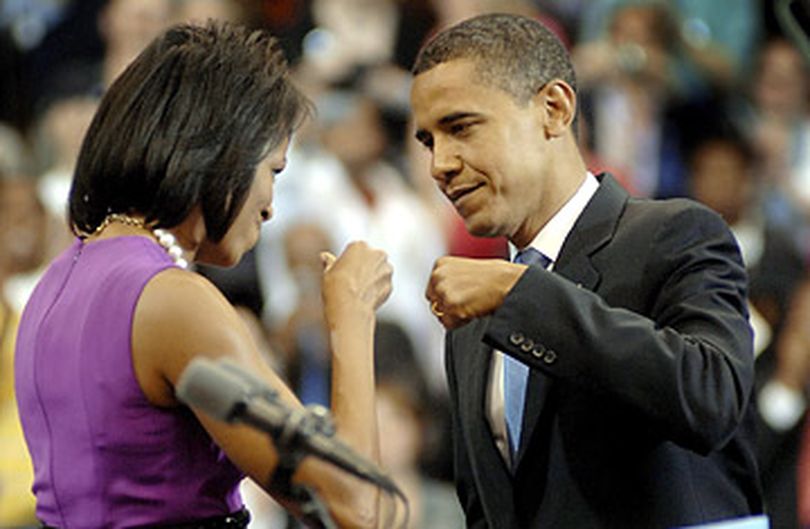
[{"left": 487, "top": 173, "right": 599, "bottom": 464}]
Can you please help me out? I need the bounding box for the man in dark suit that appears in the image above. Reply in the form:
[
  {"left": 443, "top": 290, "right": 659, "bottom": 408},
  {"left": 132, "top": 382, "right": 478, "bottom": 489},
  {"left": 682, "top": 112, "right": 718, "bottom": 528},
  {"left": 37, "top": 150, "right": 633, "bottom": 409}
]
[{"left": 410, "top": 13, "right": 766, "bottom": 529}]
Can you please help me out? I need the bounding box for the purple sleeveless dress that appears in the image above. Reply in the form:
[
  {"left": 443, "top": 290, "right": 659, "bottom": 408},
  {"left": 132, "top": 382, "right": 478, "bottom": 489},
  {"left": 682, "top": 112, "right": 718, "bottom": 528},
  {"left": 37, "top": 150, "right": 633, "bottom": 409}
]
[{"left": 15, "top": 236, "right": 244, "bottom": 528}]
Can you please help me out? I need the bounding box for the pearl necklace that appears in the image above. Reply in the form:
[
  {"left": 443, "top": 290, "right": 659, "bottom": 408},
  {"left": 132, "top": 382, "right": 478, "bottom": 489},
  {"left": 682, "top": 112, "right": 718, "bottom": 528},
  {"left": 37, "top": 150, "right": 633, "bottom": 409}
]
[{"left": 92, "top": 213, "right": 189, "bottom": 269}]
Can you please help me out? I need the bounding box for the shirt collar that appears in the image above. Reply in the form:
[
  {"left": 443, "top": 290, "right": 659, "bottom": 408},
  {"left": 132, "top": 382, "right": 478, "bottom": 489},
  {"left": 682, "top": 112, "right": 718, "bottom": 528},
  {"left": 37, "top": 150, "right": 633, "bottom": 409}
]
[{"left": 510, "top": 172, "right": 599, "bottom": 264}]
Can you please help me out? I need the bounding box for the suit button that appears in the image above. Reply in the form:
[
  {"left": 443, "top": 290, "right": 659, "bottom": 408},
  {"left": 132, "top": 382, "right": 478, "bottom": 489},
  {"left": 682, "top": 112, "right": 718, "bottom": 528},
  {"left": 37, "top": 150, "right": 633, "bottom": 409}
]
[
  {"left": 543, "top": 350, "right": 557, "bottom": 364},
  {"left": 509, "top": 332, "right": 525, "bottom": 345},
  {"left": 531, "top": 344, "right": 546, "bottom": 358},
  {"left": 520, "top": 339, "right": 535, "bottom": 352}
]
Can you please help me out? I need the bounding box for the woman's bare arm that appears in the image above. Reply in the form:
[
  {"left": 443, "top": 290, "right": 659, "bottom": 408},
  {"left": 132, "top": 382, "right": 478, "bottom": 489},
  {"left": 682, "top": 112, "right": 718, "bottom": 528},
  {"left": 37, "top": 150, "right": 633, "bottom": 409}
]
[{"left": 132, "top": 241, "right": 392, "bottom": 528}]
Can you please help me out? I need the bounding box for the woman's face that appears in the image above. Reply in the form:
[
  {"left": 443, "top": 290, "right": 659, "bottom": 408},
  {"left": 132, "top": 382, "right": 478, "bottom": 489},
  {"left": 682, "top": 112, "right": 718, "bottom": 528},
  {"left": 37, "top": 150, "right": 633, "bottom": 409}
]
[{"left": 195, "top": 138, "right": 290, "bottom": 267}]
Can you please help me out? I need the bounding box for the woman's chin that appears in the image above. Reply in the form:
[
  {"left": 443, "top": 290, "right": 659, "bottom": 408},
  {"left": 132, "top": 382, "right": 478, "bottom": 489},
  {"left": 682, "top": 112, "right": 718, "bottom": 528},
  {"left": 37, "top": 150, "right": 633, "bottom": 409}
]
[
  {"left": 195, "top": 243, "right": 243, "bottom": 269},
  {"left": 199, "top": 256, "right": 240, "bottom": 268}
]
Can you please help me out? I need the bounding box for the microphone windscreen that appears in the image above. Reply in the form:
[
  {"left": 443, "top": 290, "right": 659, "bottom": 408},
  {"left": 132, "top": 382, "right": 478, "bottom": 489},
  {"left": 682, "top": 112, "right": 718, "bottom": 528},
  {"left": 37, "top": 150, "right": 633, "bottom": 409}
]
[
  {"left": 176, "top": 357, "right": 249, "bottom": 422},
  {"left": 218, "top": 358, "right": 279, "bottom": 398}
]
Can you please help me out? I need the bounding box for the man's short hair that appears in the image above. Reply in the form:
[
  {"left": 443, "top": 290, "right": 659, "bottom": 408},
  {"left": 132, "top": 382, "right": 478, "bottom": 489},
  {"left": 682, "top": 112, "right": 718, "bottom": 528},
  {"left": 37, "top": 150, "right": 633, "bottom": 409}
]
[{"left": 412, "top": 13, "right": 576, "bottom": 104}]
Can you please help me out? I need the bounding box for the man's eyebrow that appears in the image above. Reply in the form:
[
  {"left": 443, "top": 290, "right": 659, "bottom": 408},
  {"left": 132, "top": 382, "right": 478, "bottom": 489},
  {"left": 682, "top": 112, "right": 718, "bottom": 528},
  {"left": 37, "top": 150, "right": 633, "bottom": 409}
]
[
  {"left": 414, "top": 112, "right": 484, "bottom": 144},
  {"left": 439, "top": 111, "right": 483, "bottom": 125}
]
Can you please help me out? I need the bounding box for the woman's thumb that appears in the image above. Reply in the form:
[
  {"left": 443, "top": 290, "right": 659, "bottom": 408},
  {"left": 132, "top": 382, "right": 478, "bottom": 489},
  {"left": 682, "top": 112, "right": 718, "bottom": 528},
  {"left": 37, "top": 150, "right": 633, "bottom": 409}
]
[{"left": 320, "top": 251, "right": 337, "bottom": 271}]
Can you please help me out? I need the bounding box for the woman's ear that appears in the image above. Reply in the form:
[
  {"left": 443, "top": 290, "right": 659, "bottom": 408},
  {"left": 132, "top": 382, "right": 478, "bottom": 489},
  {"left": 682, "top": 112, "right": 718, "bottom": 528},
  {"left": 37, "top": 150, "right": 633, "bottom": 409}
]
[{"left": 536, "top": 79, "right": 576, "bottom": 138}]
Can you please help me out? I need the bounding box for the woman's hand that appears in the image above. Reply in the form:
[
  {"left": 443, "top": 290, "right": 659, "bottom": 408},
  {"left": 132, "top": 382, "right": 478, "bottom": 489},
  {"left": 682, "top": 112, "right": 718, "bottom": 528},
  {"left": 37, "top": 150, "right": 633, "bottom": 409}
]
[
  {"left": 321, "top": 241, "right": 393, "bottom": 325},
  {"left": 315, "top": 241, "right": 393, "bottom": 528}
]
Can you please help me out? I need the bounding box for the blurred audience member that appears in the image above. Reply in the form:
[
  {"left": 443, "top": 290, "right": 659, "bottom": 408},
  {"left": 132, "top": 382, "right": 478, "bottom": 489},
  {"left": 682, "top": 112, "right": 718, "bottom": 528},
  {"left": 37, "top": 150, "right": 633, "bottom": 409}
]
[
  {"left": 34, "top": 95, "right": 97, "bottom": 217},
  {"left": 0, "top": 122, "right": 30, "bottom": 176},
  {"left": 0, "top": 175, "right": 49, "bottom": 314},
  {"left": 42, "top": 0, "right": 172, "bottom": 100},
  {"left": 577, "top": 0, "right": 760, "bottom": 95},
  {"left": 97, "top": 0, "right": 173, "bottom": 88},
  {"left": 431, "top": 0, "right": 567, "bottom": 44},
  {"left": 303, "top": 0, "right": 400, "bottom": 85},
  {"left": 686, "top": 124, "right": 810, "bottom": 528},
  {"left": 687, "top": 129, "right": 805, "bottom": 343},
  {"left": 258, "top": 90, "right": 447, "bottom": 392},
  {"left": 32, "top": 94, "right": 98, "bottom": 263},
  {"left": 374, "top": 320, "right": 462, "bottom": 528},
  {"left": 573, "top": 1, "right": 686, "bottom": 198},
  {"left": 0, "top": 176, "right": 49, "bottom": 524},
  {"left": 534, "top": 0, "right": 589, "bottom": 38},
  {"left": 273, "top": 221, "right": 334, "bottom": 406},
  {"left": 737, "top": 37, "right": 810, "bottom": 243},
  {"left": 172, "top": 0, "right": 246, "bottom": 25},
  {"left": 777, "top": 281, "right": 810, "bottom": 529},
  {"left": 685, "top": 127, "right": 807, "bottom": 528},
  {"left": 0, "top": 174, "right": 38, "bottom": 527}
]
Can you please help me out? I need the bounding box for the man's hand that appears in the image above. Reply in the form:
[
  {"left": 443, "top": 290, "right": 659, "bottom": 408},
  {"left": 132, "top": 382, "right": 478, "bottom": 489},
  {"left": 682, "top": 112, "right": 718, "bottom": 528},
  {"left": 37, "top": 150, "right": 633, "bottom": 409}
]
[{"left": 425, "top": 256, "right": 528, "bottom": 329}]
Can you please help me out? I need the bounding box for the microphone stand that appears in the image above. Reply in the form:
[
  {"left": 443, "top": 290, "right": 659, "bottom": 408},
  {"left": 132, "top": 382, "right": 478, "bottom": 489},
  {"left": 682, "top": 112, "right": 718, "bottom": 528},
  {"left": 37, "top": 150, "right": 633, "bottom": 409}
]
[{"left": 267, "top": 406, "right": 337, "bottom": 529}]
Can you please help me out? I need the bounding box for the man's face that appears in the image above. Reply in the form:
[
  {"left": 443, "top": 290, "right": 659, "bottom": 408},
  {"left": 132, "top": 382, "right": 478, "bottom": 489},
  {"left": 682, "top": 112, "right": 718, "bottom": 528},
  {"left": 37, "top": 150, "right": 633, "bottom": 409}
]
[{"left": 411, "top": 59, "right": 551, "bottom": 245}]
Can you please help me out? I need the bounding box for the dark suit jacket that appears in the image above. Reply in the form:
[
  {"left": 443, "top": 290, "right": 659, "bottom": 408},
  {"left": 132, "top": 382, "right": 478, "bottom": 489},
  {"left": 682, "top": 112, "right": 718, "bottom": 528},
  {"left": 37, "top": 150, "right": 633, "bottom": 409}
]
[{"left": 446, "top": 174, "right": 763, "bottom": 529}]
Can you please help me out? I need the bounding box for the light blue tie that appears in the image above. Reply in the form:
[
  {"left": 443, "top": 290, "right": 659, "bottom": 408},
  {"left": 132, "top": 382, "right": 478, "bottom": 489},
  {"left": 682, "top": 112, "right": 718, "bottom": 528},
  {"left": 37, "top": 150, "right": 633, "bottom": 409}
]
[{"left": 504, "top": 247, "right": 551, "bottom": 460}]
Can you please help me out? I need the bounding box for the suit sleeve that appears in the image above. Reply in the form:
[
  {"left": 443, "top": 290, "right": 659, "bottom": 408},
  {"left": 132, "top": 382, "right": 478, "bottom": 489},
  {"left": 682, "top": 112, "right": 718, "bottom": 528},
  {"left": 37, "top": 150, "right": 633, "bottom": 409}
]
[
  {"left": 444, "top": 332, "right": 489, "bottom": 529},
  {"left": 484, "top": 205, "right": 753, "bottom": 455}
]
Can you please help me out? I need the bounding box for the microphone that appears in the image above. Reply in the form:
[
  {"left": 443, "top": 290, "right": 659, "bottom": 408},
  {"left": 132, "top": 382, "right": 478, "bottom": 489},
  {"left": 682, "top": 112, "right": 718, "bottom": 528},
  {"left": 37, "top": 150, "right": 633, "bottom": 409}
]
[{"left": 176, "top": 357, "right": 398, "bottom": 492}]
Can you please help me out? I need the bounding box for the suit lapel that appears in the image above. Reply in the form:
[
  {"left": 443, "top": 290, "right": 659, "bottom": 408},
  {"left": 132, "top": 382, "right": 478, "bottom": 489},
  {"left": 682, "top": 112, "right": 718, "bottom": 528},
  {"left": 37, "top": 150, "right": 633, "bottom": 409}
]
[
  {"left": 553, "top": 174, "right": 628, "bottom": 289},
  {"left": 514, "top": 174, "right": 629, "bottom": 470},
  {"left": 454, "top": 316, "right": 516, "bottom": 506}
]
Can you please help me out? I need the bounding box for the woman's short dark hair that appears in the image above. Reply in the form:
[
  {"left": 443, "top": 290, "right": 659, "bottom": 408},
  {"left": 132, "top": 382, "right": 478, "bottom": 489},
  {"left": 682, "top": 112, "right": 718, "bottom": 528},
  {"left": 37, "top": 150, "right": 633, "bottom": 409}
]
[{"left": 69, "top": 21, "right": 310, "bottom": 241}]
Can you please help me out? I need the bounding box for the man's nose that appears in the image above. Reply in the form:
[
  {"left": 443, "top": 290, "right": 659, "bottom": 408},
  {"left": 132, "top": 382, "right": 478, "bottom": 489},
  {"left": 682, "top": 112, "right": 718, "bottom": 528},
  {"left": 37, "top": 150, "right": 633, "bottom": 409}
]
[{"left": 431, "top": 139, "right": 462, "bottom": 183}]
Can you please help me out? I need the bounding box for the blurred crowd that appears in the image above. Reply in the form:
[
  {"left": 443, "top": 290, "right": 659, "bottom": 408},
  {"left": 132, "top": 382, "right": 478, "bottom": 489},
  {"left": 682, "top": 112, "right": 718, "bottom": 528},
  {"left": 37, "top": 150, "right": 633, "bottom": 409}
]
[{"left": 2, "top": 0, "right": 810, "bottom": 527}]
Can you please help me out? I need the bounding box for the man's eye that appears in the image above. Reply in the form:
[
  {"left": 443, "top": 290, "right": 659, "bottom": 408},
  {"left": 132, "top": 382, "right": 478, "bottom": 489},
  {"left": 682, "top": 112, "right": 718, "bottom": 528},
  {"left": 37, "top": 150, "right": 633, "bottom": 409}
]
[{"left": 450, "top": 122, "right": 472, "bottom": 135}]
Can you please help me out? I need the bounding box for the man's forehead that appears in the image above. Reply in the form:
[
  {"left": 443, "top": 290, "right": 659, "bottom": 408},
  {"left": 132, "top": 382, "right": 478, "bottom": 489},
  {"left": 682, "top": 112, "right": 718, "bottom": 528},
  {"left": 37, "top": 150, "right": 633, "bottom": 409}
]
[
  {"left": 413, "top": 61, "right": 484, "bottom": 106},
  {"left": 412, "top": 72, "right": 509, "bottom": 128},
  {"left": 413, "top": 58, "right": 478, "bottom": 89}
]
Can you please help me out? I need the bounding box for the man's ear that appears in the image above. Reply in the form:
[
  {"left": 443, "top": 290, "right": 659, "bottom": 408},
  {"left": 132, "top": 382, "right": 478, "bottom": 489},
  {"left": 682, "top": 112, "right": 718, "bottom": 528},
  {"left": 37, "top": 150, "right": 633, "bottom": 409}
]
[{"left": 536, "top": 79, "right": 576, "bottom": 138}]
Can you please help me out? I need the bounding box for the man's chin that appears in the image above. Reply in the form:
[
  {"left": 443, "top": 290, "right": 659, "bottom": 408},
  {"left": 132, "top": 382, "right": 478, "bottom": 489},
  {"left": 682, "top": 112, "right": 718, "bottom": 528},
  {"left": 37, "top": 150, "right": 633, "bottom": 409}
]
[{"left": 463, "top": 217, "right": 500, "bottom": 239}]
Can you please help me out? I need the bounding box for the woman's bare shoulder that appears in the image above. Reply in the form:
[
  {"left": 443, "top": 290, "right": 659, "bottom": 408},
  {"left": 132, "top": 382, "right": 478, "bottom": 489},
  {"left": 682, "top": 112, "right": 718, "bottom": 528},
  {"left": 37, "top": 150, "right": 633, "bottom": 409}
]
[{"left": 132, "top": 267, "right": 259, "bottom": 404}]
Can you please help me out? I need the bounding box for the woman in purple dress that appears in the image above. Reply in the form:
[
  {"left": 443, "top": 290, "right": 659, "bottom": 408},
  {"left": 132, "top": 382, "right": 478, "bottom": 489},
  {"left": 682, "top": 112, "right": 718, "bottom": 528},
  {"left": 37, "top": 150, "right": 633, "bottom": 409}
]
[{"left": 15, "top": 21, "right": 392, "bottom": 529}]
